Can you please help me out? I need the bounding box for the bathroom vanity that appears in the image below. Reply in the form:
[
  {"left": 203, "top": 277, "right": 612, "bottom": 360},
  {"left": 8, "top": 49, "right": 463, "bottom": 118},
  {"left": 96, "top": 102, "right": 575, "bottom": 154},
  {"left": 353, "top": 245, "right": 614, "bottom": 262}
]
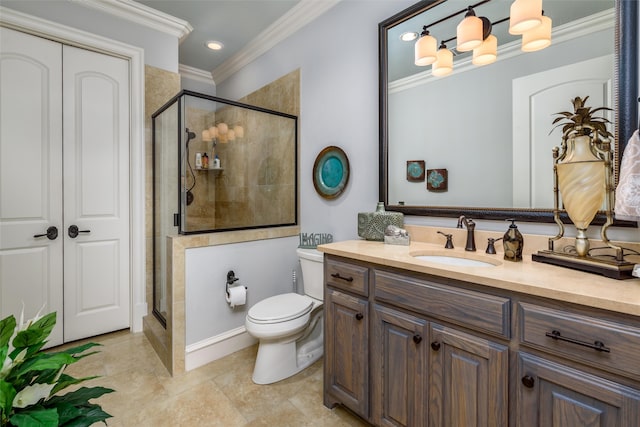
[{"left": 319, "top": 239, "right": 640, "bottom": 426}]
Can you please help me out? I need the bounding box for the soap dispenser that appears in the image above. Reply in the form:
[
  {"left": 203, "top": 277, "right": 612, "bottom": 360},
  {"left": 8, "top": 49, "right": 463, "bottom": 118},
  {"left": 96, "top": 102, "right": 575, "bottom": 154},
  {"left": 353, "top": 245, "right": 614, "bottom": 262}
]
[{"left": 503, "top": 219, "right": 523, "bottom": 262}]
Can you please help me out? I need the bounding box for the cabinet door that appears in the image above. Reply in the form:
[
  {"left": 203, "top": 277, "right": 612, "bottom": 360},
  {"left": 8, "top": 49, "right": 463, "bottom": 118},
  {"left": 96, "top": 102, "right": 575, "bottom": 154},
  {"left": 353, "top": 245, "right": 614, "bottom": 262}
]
[
  {"left": 517, "top": 352, "right": 640, "bottom": 427},
  {"left": 372, "top": 304, "right": 428, "bottom": 427},
  {"left": 429, "top": 323, "right": 508, "bottom": 427},
  {"left": 324, "top": 288, "right": 369, "bottom": 419}
]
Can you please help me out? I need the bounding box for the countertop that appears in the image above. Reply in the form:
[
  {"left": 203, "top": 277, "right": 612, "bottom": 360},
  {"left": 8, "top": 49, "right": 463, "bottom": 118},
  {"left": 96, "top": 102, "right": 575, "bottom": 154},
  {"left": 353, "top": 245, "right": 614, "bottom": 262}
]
[{"left": 317, "top": 240, "right": 640, "bottom": 317}]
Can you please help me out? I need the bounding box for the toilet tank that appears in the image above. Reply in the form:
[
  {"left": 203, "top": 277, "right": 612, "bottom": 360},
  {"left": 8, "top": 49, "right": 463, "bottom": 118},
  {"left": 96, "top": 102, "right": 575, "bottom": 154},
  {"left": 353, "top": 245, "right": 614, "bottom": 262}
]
[{"left": 296, "top": 248, "right": 324, "bottom": 301}]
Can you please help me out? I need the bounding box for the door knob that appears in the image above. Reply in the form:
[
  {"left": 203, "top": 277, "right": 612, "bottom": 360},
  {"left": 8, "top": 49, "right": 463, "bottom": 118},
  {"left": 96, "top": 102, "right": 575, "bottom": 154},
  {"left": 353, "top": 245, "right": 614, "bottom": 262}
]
[
  {"left": 68, "top": 225, "right": 91, "bottom": 238},
  {"left": 430, "top": 341, "right": 441, "bottom": 351},
  {"left": 34, "top": 226, "right": 58, "bottom": 240},
  {"left": 355, "top": 312, "right": 364, "bottom": 320},
  {"left": 413, "top": 334, "right": 423, "bottom": 344}
]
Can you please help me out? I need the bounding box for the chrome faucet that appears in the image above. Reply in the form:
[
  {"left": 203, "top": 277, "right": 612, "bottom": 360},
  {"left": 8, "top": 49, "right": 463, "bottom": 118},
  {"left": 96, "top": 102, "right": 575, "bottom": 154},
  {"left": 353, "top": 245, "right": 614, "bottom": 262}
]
[{"left": 457, "top": 215, "right": 476, "bottom": 252}]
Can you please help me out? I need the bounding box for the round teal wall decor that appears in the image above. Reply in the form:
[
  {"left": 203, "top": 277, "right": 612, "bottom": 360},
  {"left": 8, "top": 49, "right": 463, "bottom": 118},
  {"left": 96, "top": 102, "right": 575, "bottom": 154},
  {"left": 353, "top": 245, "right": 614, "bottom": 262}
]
[{"left": 313, "top": 146, "right": 350, "bottom": 199}]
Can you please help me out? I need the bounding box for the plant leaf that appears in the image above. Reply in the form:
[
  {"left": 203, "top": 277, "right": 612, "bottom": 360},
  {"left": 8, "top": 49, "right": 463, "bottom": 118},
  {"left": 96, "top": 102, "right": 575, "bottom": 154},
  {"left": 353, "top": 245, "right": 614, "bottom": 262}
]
[
  {"left": 12, "top": 313, "right": 56, "bottom": 350},
  {"left": 53, "top": 343, "right": 101, "bottom": 359},
  {"left": 0, "top": 379, "right": 17, "bottom": 417},
  {"left": 45, "top": 387, "right": 114, "bottom": 408},
  {"left": 0, "top": 316, "right": 16, "bottom": 349},
  {"left": 59, "top": 403, "right": 112, "bottom": 427},
  {"left": 11, "top": 353, "right": 76, "bottom": 380},
  {"left": 54, "top": 402, "right": 82, "bottom": 425},
  {"left": 9, "top": 406, "right": 58, "bottom": 427}
]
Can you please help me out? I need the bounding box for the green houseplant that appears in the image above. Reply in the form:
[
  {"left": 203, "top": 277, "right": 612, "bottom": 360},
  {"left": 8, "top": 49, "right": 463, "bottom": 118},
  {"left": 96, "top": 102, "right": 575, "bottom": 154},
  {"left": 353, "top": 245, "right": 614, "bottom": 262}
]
[{"left": 0, "top": 309, "right": 114, "bottom": 426}]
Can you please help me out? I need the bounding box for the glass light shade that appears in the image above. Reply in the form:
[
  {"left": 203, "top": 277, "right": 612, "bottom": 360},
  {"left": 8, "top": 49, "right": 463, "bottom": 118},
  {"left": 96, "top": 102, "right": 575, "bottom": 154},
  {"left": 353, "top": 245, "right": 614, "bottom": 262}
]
[
  {"left": 414, "top": 33, "right": 437, "bottom": 66},
  {"left": 432, "top": 47, "right": 453, "bottom": 76},
  {"left": 234, "top": 125, "right": 244, "bottom": 138},
  {"left": 521, "top": 15, "right": 552, "bottom": 52},
  {"left": 217, "top": 122, "right": 228, "bottom": 135},
  {"left": 208, "top": 126, "right": 218, "bottom": 138},
  {"left": 457, "top": 15, "right": 483, "bottom": 52},
  {"left": 202, "top": 129, "right": 211, "bottom": 141},
  {"left": 227, "top": 129, "right": 236, "bottom": 141},
  {"left": 472, "top": 35, "right": 497, "bottom": 66},
  {"left": 509, "top": 0, "right": 542, "bottom": 35}
]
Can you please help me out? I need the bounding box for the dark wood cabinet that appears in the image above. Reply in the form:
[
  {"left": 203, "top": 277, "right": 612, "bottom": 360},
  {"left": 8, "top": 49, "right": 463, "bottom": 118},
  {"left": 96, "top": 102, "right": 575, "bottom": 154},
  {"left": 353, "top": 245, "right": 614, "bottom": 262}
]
[
  {"left": 322, "top": 254, "right": 640, "bottom": 427},
  {"left": 372, "top": 304, "right": 429, "bottom": 427},
  {"left": 429, "top": 322, "right": 508, "bottom": 427},
  {"left": 517, "top": 352, "right": 640, "bottom": 427},
  {"left": 324, "top": 287, "right": 369, "bottom": 418}
]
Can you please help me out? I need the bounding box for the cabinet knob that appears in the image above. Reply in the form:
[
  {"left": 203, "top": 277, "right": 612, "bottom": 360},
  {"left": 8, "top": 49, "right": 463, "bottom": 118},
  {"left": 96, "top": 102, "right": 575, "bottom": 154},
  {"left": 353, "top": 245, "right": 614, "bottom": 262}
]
[
  {"left": 413, "top": 334, "right": 422, "bottom": 344},
  {"left": 430, "top": 341, "right": 441, "bottom": 351},
  {"left": 521, "top": 375, "right": 535, "bottom": 388},
  {"left": 355, "top": 312, "right": 364, "bottom": 320}
]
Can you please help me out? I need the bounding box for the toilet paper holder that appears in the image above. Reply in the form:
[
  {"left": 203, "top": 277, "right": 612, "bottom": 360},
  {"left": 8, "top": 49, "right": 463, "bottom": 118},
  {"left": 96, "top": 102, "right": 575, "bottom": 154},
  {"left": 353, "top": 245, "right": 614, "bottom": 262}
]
[{"left": 226, "top": 270, "right": 246, "bottom": 297}]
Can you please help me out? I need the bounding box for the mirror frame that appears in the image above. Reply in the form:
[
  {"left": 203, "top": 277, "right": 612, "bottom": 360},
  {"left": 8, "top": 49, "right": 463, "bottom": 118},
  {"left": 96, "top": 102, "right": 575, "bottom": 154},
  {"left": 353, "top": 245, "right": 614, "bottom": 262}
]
[{"left": 379, "top": 0, "right": 639, "bottom": 225}]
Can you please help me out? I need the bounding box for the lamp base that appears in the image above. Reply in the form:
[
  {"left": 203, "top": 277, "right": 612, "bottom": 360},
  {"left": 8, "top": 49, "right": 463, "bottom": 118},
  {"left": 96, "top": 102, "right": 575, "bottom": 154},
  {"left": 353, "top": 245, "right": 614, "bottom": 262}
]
[{"left": 532, "top": 250, "right": 636, "bottom": 280}]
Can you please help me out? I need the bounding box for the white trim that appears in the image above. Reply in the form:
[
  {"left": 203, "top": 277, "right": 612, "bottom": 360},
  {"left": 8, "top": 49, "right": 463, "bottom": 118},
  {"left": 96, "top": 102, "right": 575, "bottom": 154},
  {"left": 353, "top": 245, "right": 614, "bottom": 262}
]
[
  {"left": 179, "top": 64, "right": 215, "bottom": 85},
  {"left": 389, "top": 8, "right": 615, "bottom": 94},
  {"left": 185, "top": 326, "right": 257, "bottom": 371},
  {"left": 70, "top": 0, "right": 193, "bottom": 41},
  {"left": 211, "top": 0, "right": 341, "bottom": 84},
  {"left": 0, "top": 6, "right": 147, "bottom": 333}
]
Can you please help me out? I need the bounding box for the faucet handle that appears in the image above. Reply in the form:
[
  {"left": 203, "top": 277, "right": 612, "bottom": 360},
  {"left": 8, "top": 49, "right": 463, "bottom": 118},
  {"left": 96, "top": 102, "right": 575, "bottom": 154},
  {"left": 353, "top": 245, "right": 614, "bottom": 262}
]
[
  {"left": 437, "top": 231, "right": 454, "bottom": 249},
  {"left": 486, "top": 237, "right": 502, "bottom": 254}
]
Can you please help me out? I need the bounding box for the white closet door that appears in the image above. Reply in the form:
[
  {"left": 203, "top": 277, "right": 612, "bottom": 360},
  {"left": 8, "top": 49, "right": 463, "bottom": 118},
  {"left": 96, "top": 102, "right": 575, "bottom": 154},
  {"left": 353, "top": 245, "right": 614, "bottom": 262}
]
[
  {"left": 0, "top": 27, "right": 64, "bottom": 345},
  {"left": 62, "top": 45, "right": 130, "bottom": 341}
]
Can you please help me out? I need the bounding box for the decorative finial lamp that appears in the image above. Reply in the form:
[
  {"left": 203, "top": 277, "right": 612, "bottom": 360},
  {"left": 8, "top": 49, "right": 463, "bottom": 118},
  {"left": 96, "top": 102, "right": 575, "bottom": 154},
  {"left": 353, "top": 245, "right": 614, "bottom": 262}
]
[{"left": 533, "top": 96, "right": 636, "bottom": 279}]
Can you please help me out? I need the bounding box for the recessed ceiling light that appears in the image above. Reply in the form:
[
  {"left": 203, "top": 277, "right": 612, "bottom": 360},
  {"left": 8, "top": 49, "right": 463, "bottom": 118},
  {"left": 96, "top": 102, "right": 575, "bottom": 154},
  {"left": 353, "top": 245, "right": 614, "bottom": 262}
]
[
  {"left": 205, "top": 40, "right": 224, "bottom": 51},
  {"left": 400, "top": 32, "right": 418, "bottom": 42}
]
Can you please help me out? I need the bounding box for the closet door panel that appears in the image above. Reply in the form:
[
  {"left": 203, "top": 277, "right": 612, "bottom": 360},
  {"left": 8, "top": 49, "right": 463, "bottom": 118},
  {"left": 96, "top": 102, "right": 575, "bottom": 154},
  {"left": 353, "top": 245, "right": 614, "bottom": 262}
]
[
  {"left": 62, "top": 45, "right": 130, "bottom": 340},
  {"left": 0, "top": 27, "right": 64, "bottom": 346}
]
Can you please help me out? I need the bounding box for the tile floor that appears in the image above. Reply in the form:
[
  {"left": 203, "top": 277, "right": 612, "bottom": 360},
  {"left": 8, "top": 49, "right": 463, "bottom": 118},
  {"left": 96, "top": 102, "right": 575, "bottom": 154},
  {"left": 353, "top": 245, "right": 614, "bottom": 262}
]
[{"left": 55, "top": 330, "right": 368, "bottom": 426}]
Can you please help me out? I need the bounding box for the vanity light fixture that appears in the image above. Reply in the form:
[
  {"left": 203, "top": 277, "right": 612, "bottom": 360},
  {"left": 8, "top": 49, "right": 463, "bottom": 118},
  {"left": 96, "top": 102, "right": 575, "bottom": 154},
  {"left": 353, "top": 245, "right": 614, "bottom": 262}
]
[
  {"left": 414, "top": 26, "right": 437, "bottom": 66},
  {"left": 205, "top": 40, "right": 224, "bottom": 50},
  {"left": 410, "top": 0, "right": 551, "bottom": 75},
  {"left": 209, "top": 125, "right": 218, "bottom": 139},
  {"left": 508, "top": 0, "right": 542, "bottom": 35},
  {"left": 472, "top": 34, "right": 497, "bottom": 65},
  {"left": 217, "top": 122, "right": 228, "bottom": 135},
  {"left": 456, "top": 7, "right": 484, "bottom": 52},
  {"left": 432, "top": 42, "right": 453, "bottom": 76},
  {"left": 234, "top": 124, "right": 244, "bottom": 138},
  {"left": 521, "top": 12, "right": 552, "bottom": 52}
]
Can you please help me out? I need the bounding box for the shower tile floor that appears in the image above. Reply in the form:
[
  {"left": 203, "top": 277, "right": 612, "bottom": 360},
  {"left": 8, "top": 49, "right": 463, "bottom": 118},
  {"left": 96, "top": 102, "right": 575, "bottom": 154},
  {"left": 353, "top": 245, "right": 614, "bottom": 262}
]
[{"left": 56, "top": 330, "right": 368, "bottom": 426}]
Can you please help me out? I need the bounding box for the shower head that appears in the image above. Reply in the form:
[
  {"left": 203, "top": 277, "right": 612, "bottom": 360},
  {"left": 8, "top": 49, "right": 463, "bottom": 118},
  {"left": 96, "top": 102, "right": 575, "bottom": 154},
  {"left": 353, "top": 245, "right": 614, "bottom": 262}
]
[{"left": 185, "top": 128, "right": 196, "bottom": 146}]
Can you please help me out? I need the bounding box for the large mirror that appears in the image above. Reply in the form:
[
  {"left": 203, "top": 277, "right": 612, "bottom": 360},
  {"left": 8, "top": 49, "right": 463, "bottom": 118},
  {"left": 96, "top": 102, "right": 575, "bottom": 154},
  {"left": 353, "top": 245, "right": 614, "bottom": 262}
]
[{"left": 379, "top": 0, "right": 638, "bottom": 223}]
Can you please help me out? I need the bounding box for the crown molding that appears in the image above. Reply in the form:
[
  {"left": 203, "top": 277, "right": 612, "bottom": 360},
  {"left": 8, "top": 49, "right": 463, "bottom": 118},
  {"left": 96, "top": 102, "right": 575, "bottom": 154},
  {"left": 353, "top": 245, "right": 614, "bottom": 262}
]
[
  {"left": 70, "top": 0, "right": 193, "bottom": 41},
  {"left": 179, "top": 64, "right": 215, "bottom": 85},
  {"left": 212, "top": 0, "right": 341, "bottom": 84}
]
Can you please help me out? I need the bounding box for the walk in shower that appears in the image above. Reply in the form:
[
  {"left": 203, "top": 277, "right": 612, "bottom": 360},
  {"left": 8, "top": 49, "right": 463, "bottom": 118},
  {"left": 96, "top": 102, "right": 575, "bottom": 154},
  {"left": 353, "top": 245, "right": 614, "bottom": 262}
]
[{"left": 152, "top": 90, "right": 298, "bottom": 325}]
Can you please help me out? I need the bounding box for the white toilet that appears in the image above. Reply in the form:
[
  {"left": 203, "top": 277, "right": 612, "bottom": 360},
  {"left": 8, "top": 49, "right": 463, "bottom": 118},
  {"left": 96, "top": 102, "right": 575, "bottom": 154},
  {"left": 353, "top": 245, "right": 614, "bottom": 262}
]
[{"left": 245, "top": 247, "right": 324, "bottom": 384}]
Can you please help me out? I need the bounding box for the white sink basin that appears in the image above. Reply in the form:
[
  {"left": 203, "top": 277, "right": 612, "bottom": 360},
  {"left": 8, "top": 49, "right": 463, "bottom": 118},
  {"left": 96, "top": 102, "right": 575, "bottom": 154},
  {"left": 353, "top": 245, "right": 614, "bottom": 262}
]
[{"left": 411, "top": 253, "right": 499, "bottom": 268}]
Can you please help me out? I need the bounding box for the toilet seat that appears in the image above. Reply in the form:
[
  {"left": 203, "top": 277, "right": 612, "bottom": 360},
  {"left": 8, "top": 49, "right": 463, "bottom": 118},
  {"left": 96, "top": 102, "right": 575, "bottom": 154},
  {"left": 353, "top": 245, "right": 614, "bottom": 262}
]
[{"left": 247, "top": 293, "right": 313, "bottom": 324}]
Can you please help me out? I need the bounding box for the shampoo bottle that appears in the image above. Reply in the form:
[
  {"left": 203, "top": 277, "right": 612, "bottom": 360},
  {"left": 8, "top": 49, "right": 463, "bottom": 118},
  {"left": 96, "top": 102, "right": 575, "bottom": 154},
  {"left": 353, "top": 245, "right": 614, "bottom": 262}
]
[
  {"left": 213, "top": 154, "right": 221, "bottom": 169},
  {"left": 503, "top": 219, "right": 523, "bottom": 262}
]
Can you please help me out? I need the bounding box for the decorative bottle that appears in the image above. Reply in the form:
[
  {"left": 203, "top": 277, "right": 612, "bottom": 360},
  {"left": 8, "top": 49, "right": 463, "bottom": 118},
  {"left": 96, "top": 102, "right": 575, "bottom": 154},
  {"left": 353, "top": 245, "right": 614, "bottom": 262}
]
[{"left": 503, "top": 219, "right": 523, "bottom": 262}]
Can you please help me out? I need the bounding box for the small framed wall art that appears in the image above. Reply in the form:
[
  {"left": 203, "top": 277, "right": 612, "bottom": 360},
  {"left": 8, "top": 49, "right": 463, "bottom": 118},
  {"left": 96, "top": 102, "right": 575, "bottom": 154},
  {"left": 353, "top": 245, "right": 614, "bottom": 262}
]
[
  {"left": 406, "top": 160, "right": 425, "bottom": 182},
  {"left": 427, "top": 168, "right": 448, "bottom": 191}
]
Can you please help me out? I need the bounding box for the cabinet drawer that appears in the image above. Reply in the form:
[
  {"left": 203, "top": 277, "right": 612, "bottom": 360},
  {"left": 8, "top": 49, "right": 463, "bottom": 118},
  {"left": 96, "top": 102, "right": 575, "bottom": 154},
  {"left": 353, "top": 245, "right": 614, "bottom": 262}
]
[
  {"left": 374, "top": 270, "right": 510, "bottom": 337},
  {"left": 325, "top": 257, "right": 369, "bottom": 296},
  {"left": 519, "top": 302, "right": 640, "bottom": 378}
]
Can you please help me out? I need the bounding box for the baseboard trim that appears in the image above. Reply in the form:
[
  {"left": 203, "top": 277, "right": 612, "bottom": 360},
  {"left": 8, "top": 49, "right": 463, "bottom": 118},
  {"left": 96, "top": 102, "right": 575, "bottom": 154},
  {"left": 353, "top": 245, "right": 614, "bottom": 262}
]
[{"left": 185, "top": 326, "right": 257, "bottom": 371}]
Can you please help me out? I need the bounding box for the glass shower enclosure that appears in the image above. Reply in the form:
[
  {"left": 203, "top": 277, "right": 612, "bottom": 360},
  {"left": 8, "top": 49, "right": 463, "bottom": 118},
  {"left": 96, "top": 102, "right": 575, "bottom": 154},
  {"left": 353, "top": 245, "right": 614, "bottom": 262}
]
[{"left": 151, "top": 90, "right": 298, "bottom": 325}]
